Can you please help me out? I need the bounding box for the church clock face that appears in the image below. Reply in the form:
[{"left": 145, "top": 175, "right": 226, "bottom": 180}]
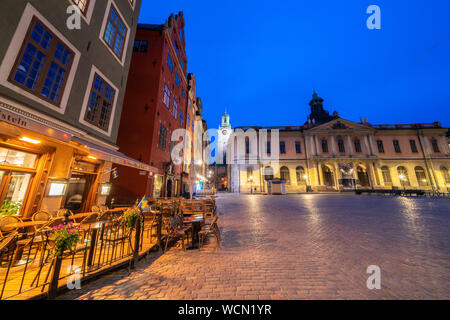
[{"left": 222, "top": 129, "right": 229, "bottom": 135}]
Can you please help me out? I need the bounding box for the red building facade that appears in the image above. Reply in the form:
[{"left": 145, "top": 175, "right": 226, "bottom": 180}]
[{"left": 113, "top": 12, "right": 190, "bottom": 202}]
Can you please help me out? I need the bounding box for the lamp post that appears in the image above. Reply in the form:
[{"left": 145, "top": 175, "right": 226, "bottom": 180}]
[{"left": 248, "top": 176, "right": 254, "bottom": 194}]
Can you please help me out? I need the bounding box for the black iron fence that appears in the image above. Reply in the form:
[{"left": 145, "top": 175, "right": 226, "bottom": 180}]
[{"left": 0, "top": 212, "right": 164, "bottom": 300}]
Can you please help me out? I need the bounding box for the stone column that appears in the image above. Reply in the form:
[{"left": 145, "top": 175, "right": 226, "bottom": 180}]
[
  {"left": 316, "top": 161, "right": 323, "bottom": 186},
  {"left": 333, "top": 161, "right": 340, "bottom": 190},
  {"left": 364, "top": 135, "right": 371, "bottom": 157},
  {"left": 346, "top": 135, "right": 353, "bottom": 156},
  {"left": 369, "top": 135, "right": 377, "bottom": 156}
]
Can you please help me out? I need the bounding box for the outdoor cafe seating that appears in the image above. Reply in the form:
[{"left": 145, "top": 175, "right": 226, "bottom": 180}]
[{"left": 0, "top": 197, "right": 220, "bottom": 300}]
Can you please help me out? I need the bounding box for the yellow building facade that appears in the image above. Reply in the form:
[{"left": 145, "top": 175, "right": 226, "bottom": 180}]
[{"left": 230, "top": 118, "right": 450, "bottom": 194}]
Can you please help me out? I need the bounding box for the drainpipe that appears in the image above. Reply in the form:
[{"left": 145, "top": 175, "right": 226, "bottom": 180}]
[{"left": 417, "top": 130, "right": 436, "bottom": 192}]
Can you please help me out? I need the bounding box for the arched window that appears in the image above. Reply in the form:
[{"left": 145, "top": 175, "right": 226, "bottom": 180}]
[
  {"left": 280, "top": 166, "right": 290, "bottom": 185},
  {"left": 296, "top": 166, "right": 306, "bottom": 185},
  {"left": 381, "top": 166, "right": 392, "bottom": 186},
  {"left": 337, "top": 137, "right": 345, "bottom": 153},
  {"left": 414, "top": 166, "right": 428, "bottom": 186},
  {"left": 397, "top": 166, "right": 410, "bottom": 186},
  {"left": 263, "top": 166, "right": 274, "bottom": 180},
  {"left": 441, "top": 166, "right": 450, "bottom": 184},
  {"left": 321, "top": 139, "right": 329, "bottom": 153}
]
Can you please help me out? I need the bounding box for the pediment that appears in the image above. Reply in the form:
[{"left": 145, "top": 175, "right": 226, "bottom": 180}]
[{"left": 306, "top": 118, "right": 374, "bottom": 133}]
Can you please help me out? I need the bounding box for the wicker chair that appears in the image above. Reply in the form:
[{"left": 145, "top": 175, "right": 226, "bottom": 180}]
[
  {"left": 31, "top": 211, "right": 52, "bottom": 231},
  {"left": 0, "top": 216, "right": 22, "bottom": 234},
  {"left": 198, "top": 215, "right": 220, "bottom": 250}
]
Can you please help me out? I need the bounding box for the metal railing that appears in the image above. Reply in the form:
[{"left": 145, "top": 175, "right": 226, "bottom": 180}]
[{"left": 0, "top": 211, "right": 164, "bottom": 300}]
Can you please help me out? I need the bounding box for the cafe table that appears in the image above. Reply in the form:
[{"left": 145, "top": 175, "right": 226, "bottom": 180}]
[{"left": 183, "top": 214, "right": 204, "bottom": 249}]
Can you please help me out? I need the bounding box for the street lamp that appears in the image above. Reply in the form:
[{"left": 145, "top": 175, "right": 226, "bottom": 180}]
[{"left": 248, "top": 176, "right": 254, "bottom": 194}]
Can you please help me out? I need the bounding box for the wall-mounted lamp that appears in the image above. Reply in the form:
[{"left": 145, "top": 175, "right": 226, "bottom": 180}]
[
  {"left": 19, "top": 136, "right": 41, "bottom": 144},
  {"left": 47, "top": 179, "right": 68, "bottom": 197},
  {"left": 100, "top": 183, "right": 112, "bottom": 196}
]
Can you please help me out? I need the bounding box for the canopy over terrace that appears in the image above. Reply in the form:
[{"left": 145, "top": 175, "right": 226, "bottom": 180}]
[{"left": 71, "top": 136, "right": 157, "bottom": 174}]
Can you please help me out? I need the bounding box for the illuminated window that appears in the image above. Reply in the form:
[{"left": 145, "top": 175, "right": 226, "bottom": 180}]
[
  {"left": 381, "top": 166, "right": 392, "bottom": 186},
  {"left": 415, "top": 166, "right": 428, "bottom": 186},
  {"left": 71, "top": 0, "right": 90, "bottom": 15},
  {"left": 280, "top": 166, "right": 290, "bottom": 185},
  {"left": 296, "top": 166, "right": 306, "bottom": 185},
  {"left": 0, "top": 147, "right": 37, "bottom": 169}
]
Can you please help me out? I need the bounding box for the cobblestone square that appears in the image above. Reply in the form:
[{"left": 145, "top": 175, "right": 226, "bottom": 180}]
[{"left": 60, "top": 194, "right": 450, "bottom": 300}]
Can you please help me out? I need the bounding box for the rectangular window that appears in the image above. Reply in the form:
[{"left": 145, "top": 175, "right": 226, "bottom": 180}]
[
  {"left": 84, "top": 73, "right": 116, "bottom": 131},
  {"left": 158, "top": 125, "right": 167, "bottom": 150},
  {"left": 103, "top": 5, "right": 128, "bottom": 59},
  {"left": 163, "top": 84, "right": 171, "bottom": 108},
  {"left": 377, "top": 140, "right": 385, "bottom": 153},
  {"left": 10, "top": 18, "right": 74, "bottom": 106},
  {"left": 245, "top": 140, "right": 250, "bottom": 154},
  {"left": 295, "top": 141, "right": 302, "bottom": 154},
  {"left": 179, "top": 111, "right": 183, "bottom": 127},
  {"left": 267, "top": 141, "right": 271, "bottom": 154},
  {"left": 280, "top": 141, "right": 286, "bottom": 154},
  {"left": 338, "top": 139, "right": 345, "bottom": 153},
  {"left": 393, "top": 140, "right": 402, "bottom": 153},
  {"left": 409, "top": 140, "right": 418, "bottom": 153},
  {"left": 354, "top": 139, "right": 362, "bottom": 153},
  {"left": 172, "top": 99, "right": 178, "bottom": 119},
  {"left": 431, "top": 139, "right": 440, "bottom": 153},
  {"left": 72, "top": 0, "right": 90, "bottom": 15},
  {"left": 321, "top": 140, "right": 329, "bottom": 153},
  {"left": 182, "top": 89, "right": 185, "bottom": 98},
  {"left": 175, "top": 73, "right": 180, "bottom": 87},
  {"left": 167, "top": 54, "right": 174, "bottom": 72},
  {"left": 187, "top": 114, "right": 190, "bottom": 128},
  {"left": 0, "top": 147, "right": 37, "bottom": 169},
  {"left": 133, "top": 40, "right": 148, "bottom": 52}
]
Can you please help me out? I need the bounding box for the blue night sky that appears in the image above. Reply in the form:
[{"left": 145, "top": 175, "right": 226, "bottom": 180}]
[{"left": 138, "top": 0, "right": 450, "bottom": 129}]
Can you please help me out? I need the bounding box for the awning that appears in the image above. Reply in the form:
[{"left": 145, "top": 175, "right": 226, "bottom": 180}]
[{"left": 72, "top": 136, "right": 157, "bottom": 173}]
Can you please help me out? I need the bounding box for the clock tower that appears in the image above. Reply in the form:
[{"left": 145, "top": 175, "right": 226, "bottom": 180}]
[{"left": 218, "top": 110, "right": 232, "bottom": 165}]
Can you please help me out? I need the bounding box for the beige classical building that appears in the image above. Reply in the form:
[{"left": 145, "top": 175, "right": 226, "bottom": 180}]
[{"left": 229, "top": 93, "right": 450, "bottom": 194}]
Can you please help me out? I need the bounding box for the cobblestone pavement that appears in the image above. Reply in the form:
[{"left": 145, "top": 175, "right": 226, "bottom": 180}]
[{"left": 59, "top": 194, "right": 450, "bottom": 300}]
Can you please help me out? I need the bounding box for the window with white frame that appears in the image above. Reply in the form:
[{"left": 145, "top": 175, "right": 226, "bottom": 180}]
[
  {"left": 10, "top": 18, "right": 74, "bottom": 106},
  {"left": 103, "top": 4, "right": 128, "bottom": 59}
]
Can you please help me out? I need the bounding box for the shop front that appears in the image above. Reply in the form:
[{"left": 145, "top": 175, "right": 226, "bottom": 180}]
[{"left": 0, "top": 100, "right": 156, "bottom": 219}]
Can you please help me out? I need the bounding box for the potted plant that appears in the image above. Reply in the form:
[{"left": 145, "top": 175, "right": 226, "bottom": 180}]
[
  {"left": 0, "top": 200, "right": 23, "bottom": 216},
  {"left": 123, "top": 207, "right": 143, "bottom": 228},
  {"left": 52, "top": 222, "right": 80, "bottom": 257}
]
